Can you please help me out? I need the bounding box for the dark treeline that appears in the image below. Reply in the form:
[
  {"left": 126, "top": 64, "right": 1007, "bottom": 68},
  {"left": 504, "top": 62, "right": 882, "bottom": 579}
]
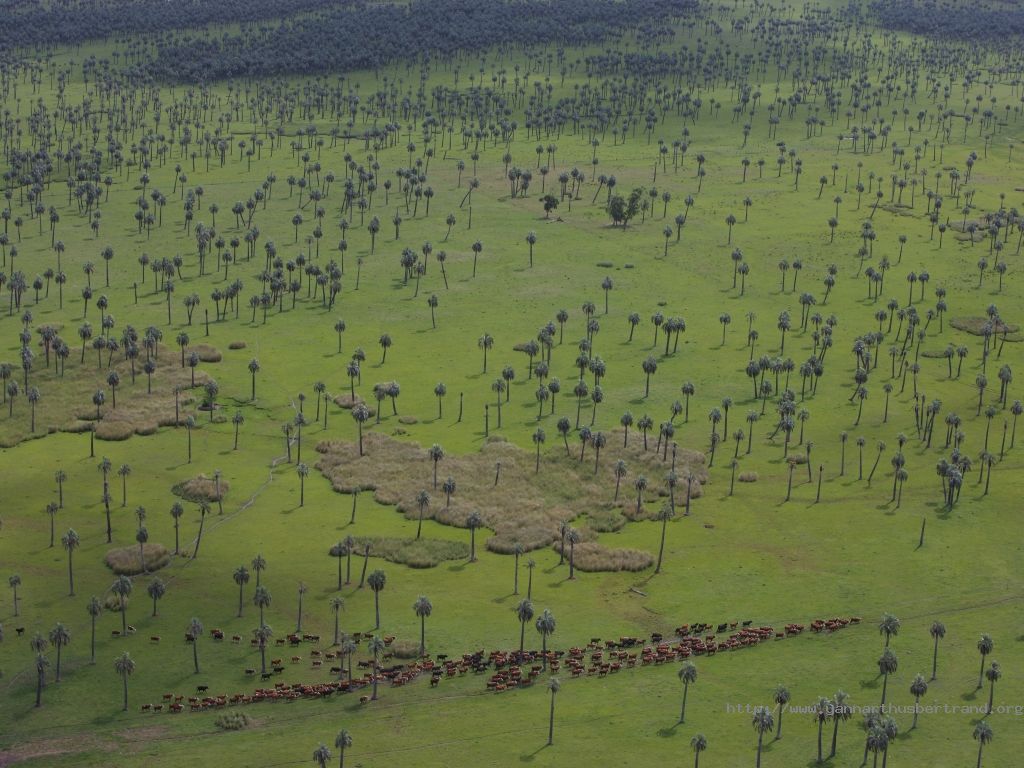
[
  {"left": 0, "top": 0, "right": 340, "bottom": 53},
  {"left": 868, "top": 0, "right": 1024, "bottom": 42},
  {"left": 145, "top": 0, "right": 699, "bottom": 83}
]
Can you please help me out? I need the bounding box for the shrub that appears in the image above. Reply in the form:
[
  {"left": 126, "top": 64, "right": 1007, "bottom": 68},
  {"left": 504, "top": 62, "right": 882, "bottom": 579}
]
[
  {"left": 215, "top": 712, "right": 252, "bottom": 730},
  {"left": 104, "top": 543, "right": 171, "bottom": 575}
]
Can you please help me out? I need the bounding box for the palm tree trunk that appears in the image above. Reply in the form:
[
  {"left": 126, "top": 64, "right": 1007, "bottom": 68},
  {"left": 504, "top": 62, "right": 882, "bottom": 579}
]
[
  {"left": 679, "top": 683, "right": 688, "bottom": 722},
  {"left": 931, "top": 635, "right": 939, "bottom": 680},
  {"left": 756, "top": 731, "right": 764, "bottom": 768},
  {"left": 547, "top": 690, "right": 556, "bottom": 745}
]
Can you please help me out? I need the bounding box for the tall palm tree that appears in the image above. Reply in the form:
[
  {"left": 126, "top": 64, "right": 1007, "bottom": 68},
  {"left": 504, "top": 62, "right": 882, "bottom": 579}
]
[
  {"left": 252, "top": 553, "right": 267, "bottom": 586},
  {"left": 234, "top": 566, "right": 250, "bottom": 617},
  {"left": 170, "top": 502, "right": 184, "bottom": 554},
  {"left": 829, "top": 690, "right": 851, "bottom": 758},
  {"left": 535, "top": 609, "right": 556, "bottom": 669},
  {"left": 61, "top": 529, "right": 80, "bottom": 596},
  {"left": 114, "top": 651, "right": 136, "bottom": 711},
  {"left": 147, "top": 577, "right": 165, "bottom": 616},
  {"left": 547, "top": 677, "right": 561, "bottom": 745},
  {"left": 813, "top": 696, "right": 832, "bottom": 763},
  {"left": 690, "top": 734, "right": 707, "bottom": 768},
  {"left": 413, "top": 595, "right": 432, "bottom": 655},
  {"left": 466, "top": 511, "right": 482, "bottom": 562},
  {"left": 368, "top": 570, "right": 386, "bottom": 629},
  {"left": 330, "top": 597, "right": 345, "bottom": 646},
  {"left": 976, "top": 634, "right": 994, "bottom": 689},
  {"left": 188, "top": 617, "right": 204, "bottom": 673},
  {"left": 339, "top": 636, "right": 357, "bottom": 683},
  {"left": 334, "top": 730, "right": 353, "bottom": 768},
  {"left": 929, "top": 621, "right": 946, "bottom": 680},
  {"left": 678, "top": 662, "right": 697, "bottom": 723},
  {"left": 34, "top": 651, "right": 50, "bottom": 708},
  {"left": 253, "top": 585, "right": 272, "bottom": 626},
  {"left": 86, "top": 596, "right": 102, "bottom": 663},
  {"left": 865, "top": 725, "right": 888, "bottom": 768},
  {"left": 878, "top": 648, "right": 898, "bottom": 705},
  {"left": 8, "top": 574, "right": 21, "bottom": 616},
  {"left": 516, "top": 598, "right": 534, "bottom": 656},
  {"left": 110, "top": 575, "right": 132, "bottom": 635},
  {"left": 415, "top": 490, "right": 430, "bottom": 539},
  {"left": 368, "top": 635, "right": 386, "bottom": 700},
  {"left": 973, "top": 720, "right": 994, "bottom": 768},
  {"left": 254, "top": 624, "right": 273, "bottom": 674},
  {"left": 655, "top": 503, "right": 673, "bottom": 574},
  {"left": 48, "top": 623, "right": 71, "bottom": 682},
  {"left": 985, "top": 662, "right": 1001, "bottom": 715},
  {"left": 773, "top": 684, "right": 791, "bottom": 739},
  {"left": 909, "top": 674, "right": 928, "bottom": 728},
  {"left": 296, "top": 582, "right": 308, "bottom": 633},
  {"left": 752, "top": 706, "right": 775, "bottom": 768}
]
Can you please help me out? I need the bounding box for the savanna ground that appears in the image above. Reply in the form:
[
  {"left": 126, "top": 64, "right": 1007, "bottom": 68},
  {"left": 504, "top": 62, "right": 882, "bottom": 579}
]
[{"left": 0, "top": 0, "right": 1022, "bottom": 766}]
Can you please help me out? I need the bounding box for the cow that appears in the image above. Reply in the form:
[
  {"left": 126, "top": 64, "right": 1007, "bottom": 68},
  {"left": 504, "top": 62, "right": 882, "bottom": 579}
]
[
  {"left": 150, "top": 636, "right": 161, "bottom": 643},
  {"left": 196, "top": 685, "right": 209, "bottom": 693}
]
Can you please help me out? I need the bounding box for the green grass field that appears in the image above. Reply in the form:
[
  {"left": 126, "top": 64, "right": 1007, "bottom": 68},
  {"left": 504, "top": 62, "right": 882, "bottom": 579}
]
[{"left": 1, "top": 3, "right": 1023, "bottom": 766}]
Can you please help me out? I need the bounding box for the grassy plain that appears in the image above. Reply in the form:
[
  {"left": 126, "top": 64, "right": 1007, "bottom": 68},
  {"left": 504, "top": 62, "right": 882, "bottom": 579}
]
[{"left": 1, "top": 7, "right": 1023, "bottom": 767}]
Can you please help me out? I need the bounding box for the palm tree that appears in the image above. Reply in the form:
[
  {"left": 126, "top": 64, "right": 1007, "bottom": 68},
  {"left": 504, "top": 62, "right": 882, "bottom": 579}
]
[
  {"left": 313, "top": 744, "right": 332, "bottom": 768},
  {"left": 329, "top": 597, "right": 345, "bottom": 646},
  {"left": 752, "top": 706, "right": 775, "bottom": 768},
  {"left": 985, "top": 662, "right": 1001, "bottom": 715},
  {"left": 466, "top": 511, "right": 482, "bottom": 561},
  {"left": 110, "top": 575, "right": 132, "bottom": 635},
  {"left": 48, "top": 623, "right": 71, "bottom": 682},
  {"left": 234, "top": 566, "right": 250, "bottom": 617},
  {"left": 909, "top": 674, "right": 928, "bottom": 728},
  {"left": 655, "top": 503, "right": 673, "bottom": 574},
  {"left": 254, "top": 624, "right": 273, "bottom": 674},
  {"left": 879, "top": 613, "right": 900, "bottom": 647},
  {"left": 678, "top": 662, "right": 697, "bottom": 722},
  {"left": 252, "top": 553, "right": 267, "bottom": 586},
  {"left": 829, "top": 690, "right": 851, "bottom": 758},
  {"left": 61, "top": 529, "right": 80, "bottom": 595},
  {"left": 368, "top": 634, "right": 386, "bottom": 700},
  {"left": 248, "top": 358, "right": 260, "bottom": 400},
  {"left": 413, "top": 595, "right": 432, "bottom": 655},
  {"left": 878, "top": 648, "right": 898, "bottom": 705},
  {"left": 86, "top": 596, "right": 102, "bottom": 663},
  {"left": 929, "top": 621, "right": 946, "bottom": 680},
  {"left": 535, "top": 609, "right": 556, "bottom": 669},
  {"left": 169, "top": 503, "right": 184, "bottom": 554},
  {"left": 690, "top": 734, "right": 708, "bottom": 768},
  {"left": 297, "top": 463, "right": 309, "bottom": 506},
  {"left": 865, "top": 724, "right": 889, "bottom": 768},
  {"left": 642, "top": 355, "right": 658, "bottom": 397},
  {"left": 9, "top": 574, "right": 21, "bottom": 616},
  {"left": 773, "top": 684, "right": 791, "bottom": 738},
  {"left": 334, "top": 730, "right": 353, "bottom": 768},
  {"left": 973, "top": 720, "right": 994, "bottom": 768},
  {"left": 188, "top": 617, "right": 204, "bottom": 673},
  {"left": 516, "top": 598, "right": 534, "bottom": 656},
  {"left": 253, "top": 585, "right": 272, "bottom": 626},
  {"left": 547, "top": 677, "right": 561, "bottom": 745},
  {"left": 114, "top": 651, "right": 136, "bottom": 711},
  {"left": 813, "top": 696, "right": 832, "bottom": 763},
  {"left": 296, "top": 582, "right": 308, "bottom": 633},
  {"left": 368, "top": 570, "right": 386, "bottom": 628},
  {"left": 34, "top": 650, "right": 50, "bottom": 708},
  {"left": 478, "top": 333, "right": 494, "bottom": 373},
  {"left": 976, "top": 634, "right": 994, "bottom": 689},
  {"left": 146, "top": 577, "right": 165, "bottom": 616}
]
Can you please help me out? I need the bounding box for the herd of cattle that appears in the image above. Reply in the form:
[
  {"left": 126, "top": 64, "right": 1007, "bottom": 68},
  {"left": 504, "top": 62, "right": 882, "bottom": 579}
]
[{"left": 138, "top": 616, "right": 862, "bottom": 713}]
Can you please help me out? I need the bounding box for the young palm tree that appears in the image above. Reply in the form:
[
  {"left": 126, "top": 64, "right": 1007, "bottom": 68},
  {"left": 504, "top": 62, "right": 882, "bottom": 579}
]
[
  {"left": 547, "top": 677, "right": 561, "bottom": 746},
  {"left": 677, "top": 662, "right": 697, "bottom": 723},
  {"left": 752, "top": 705, "right": 775, "bottom": 768},
  {"left": 813, "top": 696, "right": 833, "bottom": 763},
  {"left": 86, "top": 596, "right": 102, "bottom": 663},
  {"left": 973, "top": 720, "right": 994, "bottom": 768},
  {"left": 252, "top": 553, "right": 267, "bottom": 586},
  {"left": 976, "top": 634, "right": 994, "bottom": 689},
  {"left": 413, "top": 595, "right": 432, "bottom": 655},
  {"left": 690, "top": 734, "right": 707, "bottom": 768},
  {"left": 334, "top": 730, "right": 353, "bottom": 768},
  {"left": 929, "top": 621, "right": 946, "bottom": 680},
  {"left": 188, "top": 617, "right": 204, "bottom": 673},
  {"left": 367, "top": 570, "right": 386, "bottom": 629},
  {"left": 312, "top": 744, "right": 332, "bottom": 768},
  {"left": 114, "top": 651, "right": 136, "bottom": 711},
  {"left": 253, "top": 585, "right": 272, "bottom": 626}
]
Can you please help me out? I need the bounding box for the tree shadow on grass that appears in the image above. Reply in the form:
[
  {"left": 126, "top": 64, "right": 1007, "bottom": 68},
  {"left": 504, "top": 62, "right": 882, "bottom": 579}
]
[{"left": 519, "top": 744, "right": 550, "bottom": 762}]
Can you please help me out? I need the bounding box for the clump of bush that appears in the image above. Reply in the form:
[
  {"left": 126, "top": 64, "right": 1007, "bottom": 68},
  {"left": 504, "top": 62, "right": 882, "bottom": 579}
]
[
  {"left": 586, "top": 508, "right": 626, "bottom": 532},
  {"left": 215, "top": 712, "right": 252, "bottom": 731},
  {"left": 104, "top": 543, "right": 171, "bottom": 575},
  {"left": 738, "top": 471, "right": 759, "bottom": 483},
  {"left": 335, "top": 537, "right": 468, "bottom": 568},
  {"left": 552, "top": 540, "right": 653, "bottom": 572},
  {"left": 172, "top": 474, "right": 229, "bottom": 502},
  {"left": 390, "top": 639, "right": 421, "bottom": 659}
]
